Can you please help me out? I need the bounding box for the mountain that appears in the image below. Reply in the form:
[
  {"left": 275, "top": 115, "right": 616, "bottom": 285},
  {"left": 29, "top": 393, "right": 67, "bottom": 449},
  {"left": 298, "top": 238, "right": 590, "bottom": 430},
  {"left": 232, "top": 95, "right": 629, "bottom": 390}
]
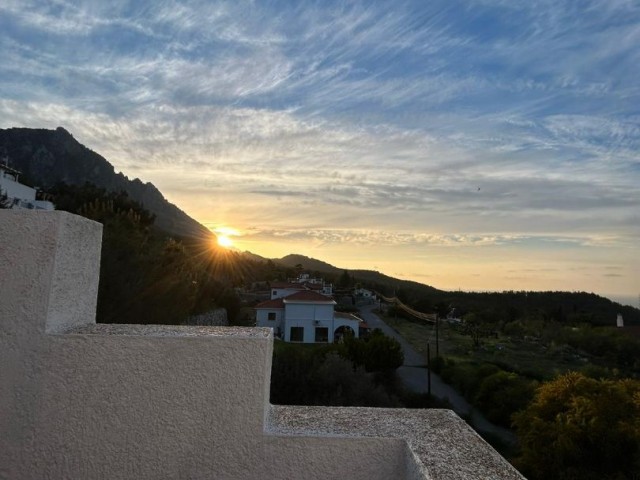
[
  {"left": 276, "top": 254, "right": 342, "bottom": 275},
  {"left": 0, "top": 127, "right": 209, "bottom": 238},
  {"left": 276, "top": 253, "right": 439, "bottom": 292}
]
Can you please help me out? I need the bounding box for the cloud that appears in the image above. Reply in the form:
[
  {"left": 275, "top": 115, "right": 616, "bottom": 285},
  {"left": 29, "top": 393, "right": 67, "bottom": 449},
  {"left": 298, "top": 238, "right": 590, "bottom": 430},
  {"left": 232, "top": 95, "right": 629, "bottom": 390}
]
[
  {"left": 232, "top": 227, "right": 624, "bottom": 250},
  {"left": 1, "top": 0, "right": 639, "bottom": 295}
]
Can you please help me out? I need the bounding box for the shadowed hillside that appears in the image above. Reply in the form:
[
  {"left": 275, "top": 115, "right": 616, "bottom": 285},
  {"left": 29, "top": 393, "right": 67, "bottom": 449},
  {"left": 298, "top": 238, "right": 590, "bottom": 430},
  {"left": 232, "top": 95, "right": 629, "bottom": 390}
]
[
  {"left": 275, "top": 254, "right": 640, "bottom": 326},
  {"left": 0, "top": 127, "right": 209, "bottom": 238}
]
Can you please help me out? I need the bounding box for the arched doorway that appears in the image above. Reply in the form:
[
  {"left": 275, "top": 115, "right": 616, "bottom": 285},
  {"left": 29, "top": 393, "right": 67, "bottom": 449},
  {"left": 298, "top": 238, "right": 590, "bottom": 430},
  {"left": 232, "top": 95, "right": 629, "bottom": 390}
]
[{"left": 334, "top": 325, "right": 355, "bottom": 342}]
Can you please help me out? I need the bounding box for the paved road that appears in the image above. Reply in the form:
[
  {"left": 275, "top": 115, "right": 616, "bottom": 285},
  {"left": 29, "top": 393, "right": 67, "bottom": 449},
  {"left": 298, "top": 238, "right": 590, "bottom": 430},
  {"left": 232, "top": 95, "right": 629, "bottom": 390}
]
[{"left": 358, "top": 303, "right": 516, "bottom": 444}]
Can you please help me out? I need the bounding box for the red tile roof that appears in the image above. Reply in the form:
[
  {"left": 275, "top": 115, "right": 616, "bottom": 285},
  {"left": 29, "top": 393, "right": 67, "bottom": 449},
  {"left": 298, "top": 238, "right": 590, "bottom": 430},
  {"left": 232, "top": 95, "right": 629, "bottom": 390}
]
[
  {"left": 282, "top": 290, "right": 336, "bottom": 304},
  {"left": 255, "top": 298, "right": 285, "bottom": 309},
  {"left": 270, "top": 282, "right": 303, "bottom": 289}
]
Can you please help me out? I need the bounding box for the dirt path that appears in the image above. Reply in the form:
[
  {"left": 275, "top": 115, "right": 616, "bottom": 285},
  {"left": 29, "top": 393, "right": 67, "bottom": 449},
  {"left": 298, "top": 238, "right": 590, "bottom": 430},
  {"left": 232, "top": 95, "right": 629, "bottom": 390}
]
[{"left": 359, "top": 303, "right": 517, "bottom": 445}]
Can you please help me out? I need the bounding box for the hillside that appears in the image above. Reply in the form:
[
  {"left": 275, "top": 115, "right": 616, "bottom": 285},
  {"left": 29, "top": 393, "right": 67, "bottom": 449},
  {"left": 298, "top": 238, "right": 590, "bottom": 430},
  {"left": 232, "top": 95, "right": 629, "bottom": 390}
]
[
  {"left": 0, "top": 127, "right": 209, "bottom": 238},
  {"left": 275, "top": 254, "right": 640, "bottom": 326},
  {"left": 276, "top": 254, "right": 343, "bottom": 275}
]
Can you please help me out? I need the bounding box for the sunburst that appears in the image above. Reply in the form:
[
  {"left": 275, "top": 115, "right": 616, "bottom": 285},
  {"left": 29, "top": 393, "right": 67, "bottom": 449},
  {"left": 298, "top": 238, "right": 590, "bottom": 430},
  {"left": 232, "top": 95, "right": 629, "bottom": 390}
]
[{"left": 217, "top": 235, "right": 233, "bottom": 248}]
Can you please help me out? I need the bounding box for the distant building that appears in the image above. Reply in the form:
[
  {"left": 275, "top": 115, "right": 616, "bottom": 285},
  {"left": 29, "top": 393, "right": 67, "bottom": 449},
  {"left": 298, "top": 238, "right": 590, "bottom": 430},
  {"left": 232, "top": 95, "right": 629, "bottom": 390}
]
[
  {"left": 255, "top": 288, "right": 361, "bottom": 343},
  {"left": 355, "top": 287, "right": 374, "bottom": 298},
  {"left": 269, "top": 273, "right": 333, "bottom": 299},
  {"left": 0, "top": 161, "right": 54, "bottom": 210},
  {"left": 617, "top": 313, "right": 624, "bottom": 328}
]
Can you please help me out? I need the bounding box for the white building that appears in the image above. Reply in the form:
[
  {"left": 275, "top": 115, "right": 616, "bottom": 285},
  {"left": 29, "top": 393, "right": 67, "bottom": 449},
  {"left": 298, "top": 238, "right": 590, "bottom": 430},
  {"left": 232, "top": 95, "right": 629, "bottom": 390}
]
[
  {"left": 272, "top": 273, "right": 334, "bottom": 297},
  {"left": 256, "top": 290, "right": 361, "bottom": 343},
  {"left": 0, "top": 162, "right": 54, "bottom": 210},
  {"left": 355, "top": 288, "right": 374, "bottom": 298},
  {"left": 269, "top": 282, "right": 308, "bottom": 300}
]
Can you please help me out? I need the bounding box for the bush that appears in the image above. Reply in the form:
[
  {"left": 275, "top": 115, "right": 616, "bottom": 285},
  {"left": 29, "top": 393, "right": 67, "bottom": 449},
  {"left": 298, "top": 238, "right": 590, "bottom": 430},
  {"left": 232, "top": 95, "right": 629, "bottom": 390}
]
[
  {"left": 474, "top": 371, "right": 536, "bottom": 427},
  {"left": 270, "top": 343, "right": 401, "bottom": 407},
  {"left": 339, "top": 329, "right": 404, "bottom": 372},
  {"left": 513, "top": 372, "right": 640, "bottom": 480}
]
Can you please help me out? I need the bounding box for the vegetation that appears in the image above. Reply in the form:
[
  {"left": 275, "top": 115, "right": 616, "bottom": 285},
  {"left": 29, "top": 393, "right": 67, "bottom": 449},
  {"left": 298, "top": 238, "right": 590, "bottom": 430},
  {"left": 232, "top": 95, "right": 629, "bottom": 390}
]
[
  {"left": 279, "top": 254, "right": 639, "bottom": 326},
  {"left": 48, "top": 183, "right": 249, "bottom": 324},
  {"left": 437, "top": 359, "right": 537, "bottom": 427},
  {"left": 513, "top": 372, "right": 640, "bottom": 480},
  {"left": 271, "top": 343, "right": 400, "bottom": 407},
  {"left": 271, "top": 330, "right": 419, "bottom": 408},
  {"left": 339, "top": 329, "right": 404, "bottom": 372},
  {"left": 385, "top": 304, "right": 640, "bottom": 478}
]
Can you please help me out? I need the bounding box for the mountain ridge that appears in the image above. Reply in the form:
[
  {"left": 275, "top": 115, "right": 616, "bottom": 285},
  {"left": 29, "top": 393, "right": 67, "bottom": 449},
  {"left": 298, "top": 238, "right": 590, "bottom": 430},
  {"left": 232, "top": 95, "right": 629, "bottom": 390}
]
[
  {"left": 3, "top": 126, "right": 637, "bottom": 325},
  {"left": 268, "top": 253, "right": 639, "bottom": 324},
  {"left": 0, "top": 126, "right": 210, "bottom": 238}
]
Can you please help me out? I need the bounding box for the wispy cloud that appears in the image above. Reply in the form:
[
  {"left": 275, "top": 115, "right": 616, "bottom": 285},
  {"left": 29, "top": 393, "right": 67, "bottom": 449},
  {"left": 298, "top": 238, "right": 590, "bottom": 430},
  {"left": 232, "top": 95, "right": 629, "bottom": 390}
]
[{"left": 1, "top": 0, "right": 638, "bottom": 295}]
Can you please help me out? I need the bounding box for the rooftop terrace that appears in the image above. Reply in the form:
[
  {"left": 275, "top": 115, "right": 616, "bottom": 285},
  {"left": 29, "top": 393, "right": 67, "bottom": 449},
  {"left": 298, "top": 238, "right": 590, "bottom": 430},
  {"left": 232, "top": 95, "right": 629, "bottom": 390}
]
[{"left": 0, "top": 210, "right": 524, "bottom": 479}]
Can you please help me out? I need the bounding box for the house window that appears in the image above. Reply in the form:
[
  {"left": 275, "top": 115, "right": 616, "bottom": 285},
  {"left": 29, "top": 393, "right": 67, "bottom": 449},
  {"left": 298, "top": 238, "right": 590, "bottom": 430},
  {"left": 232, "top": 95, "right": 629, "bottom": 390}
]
[
  {"left": 272, "top": 290, "right": 277, "bottom": 297},
  {"left": 315, "top": 327, "right": 329, "bottom": 343},
  {"left": 290, "top": 327, "right": 304, "bottom": 342},
  {"left": 267, "top": 312, "right": 276, "bottom": 321}
]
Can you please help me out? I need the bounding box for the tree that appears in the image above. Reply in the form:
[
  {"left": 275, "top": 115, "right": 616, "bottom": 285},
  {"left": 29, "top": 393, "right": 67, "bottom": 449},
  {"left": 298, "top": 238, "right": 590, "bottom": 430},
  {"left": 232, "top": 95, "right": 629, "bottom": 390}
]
[
  {"left": 45, "top": 182, "right": 246, "bottom": 325},
  {"left": 340, "top": 329, "right": 404, "bottom": 372},
  {"left": 270, "top": 344, "right": 399, "bottom": 407},
  {"left": 513, "top": 372, "right": 640, "bottom": 480},
  {"left": 337, "top": 270, "right": 352, "bottom": 289},
  {"left": 474, "top": 371, "right": 536, "bottom": 427},
  {"left": 461, "top": 313, "right": 483, "bottom": 347}
]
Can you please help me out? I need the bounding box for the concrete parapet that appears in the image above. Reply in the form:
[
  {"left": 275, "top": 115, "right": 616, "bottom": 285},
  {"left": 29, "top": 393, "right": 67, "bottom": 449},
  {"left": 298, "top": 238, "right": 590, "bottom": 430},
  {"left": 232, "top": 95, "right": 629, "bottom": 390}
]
[
  {"left": 0, "top": 211, "right": 524, "bottom": 479},
  {"left": 268, "top": 405, "right": 524, "bottom": 480}
]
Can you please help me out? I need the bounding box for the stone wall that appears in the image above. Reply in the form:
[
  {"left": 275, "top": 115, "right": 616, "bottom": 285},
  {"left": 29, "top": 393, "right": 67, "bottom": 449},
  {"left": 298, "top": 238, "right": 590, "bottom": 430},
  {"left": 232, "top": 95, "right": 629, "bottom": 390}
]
[{"left": 185, "top": 307, "right": 229, "bottom": 326}]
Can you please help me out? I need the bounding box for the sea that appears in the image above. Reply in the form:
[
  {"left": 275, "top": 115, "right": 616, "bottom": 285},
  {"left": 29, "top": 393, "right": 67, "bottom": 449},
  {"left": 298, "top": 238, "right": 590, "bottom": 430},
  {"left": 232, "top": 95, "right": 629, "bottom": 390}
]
[{"left": 606, "top": 294, "right": 639, "bottom": 309}]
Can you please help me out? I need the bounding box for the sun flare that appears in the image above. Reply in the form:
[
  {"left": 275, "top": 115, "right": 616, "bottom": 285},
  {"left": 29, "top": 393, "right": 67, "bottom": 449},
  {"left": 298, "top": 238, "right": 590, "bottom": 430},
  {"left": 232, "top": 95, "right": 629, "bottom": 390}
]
[{"left": 217, "top": 235, "right": 233, "bottom": 248}]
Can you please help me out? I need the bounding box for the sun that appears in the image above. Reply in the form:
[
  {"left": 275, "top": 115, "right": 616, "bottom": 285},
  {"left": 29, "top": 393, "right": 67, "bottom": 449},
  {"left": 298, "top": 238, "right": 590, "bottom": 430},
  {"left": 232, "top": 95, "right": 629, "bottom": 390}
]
[
  {"left": 217, "top": 235, "right": 234, "bottom": 248},
  {"left": 210, "top": 225, "right": 240, "bottom": 249}
]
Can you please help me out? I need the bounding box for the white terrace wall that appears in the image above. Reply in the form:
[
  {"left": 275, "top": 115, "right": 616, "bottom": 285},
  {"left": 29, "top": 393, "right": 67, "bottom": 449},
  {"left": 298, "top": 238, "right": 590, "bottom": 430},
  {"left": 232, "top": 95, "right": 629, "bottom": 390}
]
[{"left": 0, "top": 211, "right": 524, "bottom": 480}]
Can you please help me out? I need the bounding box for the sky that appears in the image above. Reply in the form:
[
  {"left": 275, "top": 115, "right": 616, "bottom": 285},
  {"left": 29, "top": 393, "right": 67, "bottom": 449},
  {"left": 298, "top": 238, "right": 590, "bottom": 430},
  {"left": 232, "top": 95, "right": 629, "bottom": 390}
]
[{"left": 1, "top": 1, "right": 639, "bottom": 303}]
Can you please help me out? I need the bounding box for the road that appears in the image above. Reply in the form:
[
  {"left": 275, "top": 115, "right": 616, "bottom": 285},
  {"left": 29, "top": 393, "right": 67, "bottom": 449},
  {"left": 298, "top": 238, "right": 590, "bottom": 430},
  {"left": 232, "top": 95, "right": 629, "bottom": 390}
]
[{"left": 358, "top": 302, "right": 516, "bottom": 444}]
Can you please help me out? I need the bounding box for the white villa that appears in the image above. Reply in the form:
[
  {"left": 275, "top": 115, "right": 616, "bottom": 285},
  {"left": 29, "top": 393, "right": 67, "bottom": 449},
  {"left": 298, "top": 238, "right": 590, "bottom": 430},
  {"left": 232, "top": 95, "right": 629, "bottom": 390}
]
[
  {"left": 0, "top": 161, "right": 54, "bottom": 210},
  {"left": 256, "top": 288, "right": 362, "bottom": 343}
]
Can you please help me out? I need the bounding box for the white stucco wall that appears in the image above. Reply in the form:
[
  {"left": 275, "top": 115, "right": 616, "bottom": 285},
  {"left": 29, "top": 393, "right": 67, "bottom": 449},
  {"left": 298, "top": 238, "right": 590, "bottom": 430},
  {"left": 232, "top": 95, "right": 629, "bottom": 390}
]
[
  {"left": 0, "top": 173, "right": 36, "bottom": 201},
  {"left": 256, "top": 308, "right": 284, "bottom": 326},
  {"left": 283, "top": 320, "right": 325, "bottom": 343},
  {"left": 271, "top": 286, "right": 303, "bottom": 299},
  {"left": 285, "top": 302, "right": 334, "bottom": 321},
  {"left": 256, "top": 308, "right": 284, "bottom": 338},
  {"left": 282, "top": 317, "right": 360, "bottom": 343},
  {"left": 0, "top": 211, "right": 524, "bottom": 480},
  {"left": 333, "top": 317, "right": 361, "bottom": 338},
  {"left": 283, "top": 303, "right": 335, "bottom": 342}
]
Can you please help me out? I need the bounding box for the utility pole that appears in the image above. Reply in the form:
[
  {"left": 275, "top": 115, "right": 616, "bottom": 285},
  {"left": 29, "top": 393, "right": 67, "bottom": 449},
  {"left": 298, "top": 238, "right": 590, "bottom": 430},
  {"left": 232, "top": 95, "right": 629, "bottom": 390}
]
[
  {"left": 435, "top": 315, "right": 439, "bottom": 358},
  {"left": 427, "top": 343, "right": 431, "bottom": 396}
]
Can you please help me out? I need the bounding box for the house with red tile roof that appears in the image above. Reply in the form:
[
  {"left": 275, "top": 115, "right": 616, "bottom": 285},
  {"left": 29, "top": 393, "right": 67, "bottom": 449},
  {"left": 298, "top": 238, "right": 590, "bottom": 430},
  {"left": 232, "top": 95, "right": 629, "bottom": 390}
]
[
  {"left": 255, "top": 290, "right": 361, "bottom": 343},
  {"left": 269, "top": 273, "right": 333, "bottom": 300}
]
